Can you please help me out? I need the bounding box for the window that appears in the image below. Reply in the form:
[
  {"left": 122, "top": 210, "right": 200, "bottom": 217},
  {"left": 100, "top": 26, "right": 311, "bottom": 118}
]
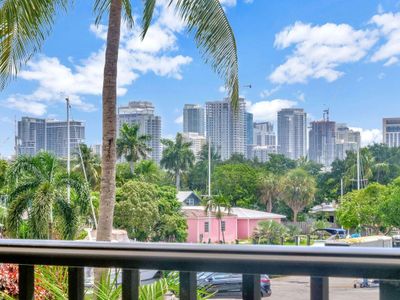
[
  {"left": 204, "top": 222, "right": 209, "bottom": 233},
  {"left": 221, "top": 221, "right": 226, "bottom": 232}
]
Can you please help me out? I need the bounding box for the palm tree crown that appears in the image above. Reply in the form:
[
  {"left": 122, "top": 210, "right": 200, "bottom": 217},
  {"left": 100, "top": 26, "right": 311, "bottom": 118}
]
[
  {"left": 7, "top": 152, "right": 89, "bottom": 239},
  {"left": 161, "top": 133, "right": 195, "bottom": 190},
  {"left": 117, "top": 123, "right": 152, "bottom": 175},
  {"left": 73, "top": 144, "right": 102, "bottom": 191}
]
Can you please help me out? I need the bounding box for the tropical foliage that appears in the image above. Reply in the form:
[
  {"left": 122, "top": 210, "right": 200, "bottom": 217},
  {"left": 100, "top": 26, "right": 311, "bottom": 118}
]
[
  {"left": 252, "top": 221, "right": 288, "bottom": 245},
  {"left": 204, "top": 193, "right": 231, "bottom": 243},
  {"left": 161, "top": 133, "right": 195, "bottom": 190},
  {"left": 6, "top": 153, "right": 89, "bottom": 239}
]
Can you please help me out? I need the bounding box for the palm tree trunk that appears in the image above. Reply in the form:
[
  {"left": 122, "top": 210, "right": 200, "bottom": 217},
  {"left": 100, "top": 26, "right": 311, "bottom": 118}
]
[
  {"left": 129, "top": 160, "right": 135, "bottom": 175},
  {"left": 175, "top": 171, "right": 180, "bottom": 191},
  {"left": 97, "top": 0, "right": 122, "bottom": 242},
  {"left": 267, "top": 197, "right": 272, "bottom": 213},
  {"left": 221, "top": 219, "right": 225, "bottom": 244},
  {"left": 293, "top": 210, "right": 298, "bottom": 222}
]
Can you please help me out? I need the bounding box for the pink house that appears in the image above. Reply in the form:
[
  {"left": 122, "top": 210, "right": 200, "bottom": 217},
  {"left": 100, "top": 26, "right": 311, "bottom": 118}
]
[{"left": 182, "top": 206, "right": 285, "bottom": 243}]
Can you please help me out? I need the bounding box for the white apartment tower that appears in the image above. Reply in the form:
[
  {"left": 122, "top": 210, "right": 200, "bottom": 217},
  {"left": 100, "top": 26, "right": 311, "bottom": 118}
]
[
  {"left": 277, "top": 108, "right": 307, "bottom": 160},
  {"left": 206, "top": 98, "right": 246, "bottom": 160},
  {"left": 118, "top": 101, "right": 162, "bottom": 163}
]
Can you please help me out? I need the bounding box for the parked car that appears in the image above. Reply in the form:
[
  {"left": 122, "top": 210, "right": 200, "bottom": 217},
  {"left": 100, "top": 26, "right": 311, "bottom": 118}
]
[{"left": 197, "top": 272, "right": 272, "bottom": 297}]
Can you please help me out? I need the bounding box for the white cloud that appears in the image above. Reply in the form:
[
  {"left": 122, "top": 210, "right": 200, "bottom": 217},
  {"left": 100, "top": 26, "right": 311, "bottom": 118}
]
[
  {"left": 3, "top": 4, "right": 192, "bottom": 116},
  {"left": 270, "top": 22, "right": 378, "bottom": 84},
  {"left": 219, "top": 0, "right": 237, "bottom": 7},
  {"left": 174, "top": 115, "right": 183, "bottom": 124},
  {"left": 219, "top": 85, "right": 227, "bottom": 93},
  {"left": 260, "top": 85, "right": 280, "bottom": 98},
  {"left": 377, "top": 4, "right": 384, "bottom": 14},
  {"left": 296, "top": 91, "right": 305, "bottom": 101},
  {"left": 350, "top": 127, "right": 382, "bottom": 146},
  {"left": 370, "top": 12, "right": 400, "bottom": 66},
  {"left": 247, "top": 99, "right": 297, "bottom": 121}
]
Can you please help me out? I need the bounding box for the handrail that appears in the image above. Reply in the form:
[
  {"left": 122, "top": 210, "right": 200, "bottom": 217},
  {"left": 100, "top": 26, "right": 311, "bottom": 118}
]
[{"left": 0, "top": 239, "right": 399, "bottom": 299}]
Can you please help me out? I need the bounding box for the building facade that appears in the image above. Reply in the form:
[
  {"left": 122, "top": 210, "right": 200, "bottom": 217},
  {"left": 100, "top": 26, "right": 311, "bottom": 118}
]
[
  {"left": 383, "top": 118, "right": 400, "bottom": 148},
  {"left": 246, "top": 112, "right": 254, "bottom": 159},
  {"left": 309, "top": 120, "right": 336, "bottom": 167},
  {"left": 183, "top": 104, "right": 205, "bottom": 136},
  {"left": 335, "top": 124, "right": 361, "bottom": 160},
  {"left": 117, "top": 101, "right": 162, "bottom": 163},
  {"left": 17, "top": 117, "right": 85, "bottom": 158},
  {"left": 277, "top": 108, "right": 307, "bottom": 160},
  {"left": 182, "top": 132, "right": 207, "bottom": 160},
  {"left": 206, "top": 98, "right": 246, "bottom": 160}
]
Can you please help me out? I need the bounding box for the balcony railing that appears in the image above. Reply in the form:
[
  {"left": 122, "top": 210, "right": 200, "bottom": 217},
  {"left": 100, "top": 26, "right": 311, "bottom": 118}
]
[{"left": 0, "top": 239, "right": 399, "bottom": 300}]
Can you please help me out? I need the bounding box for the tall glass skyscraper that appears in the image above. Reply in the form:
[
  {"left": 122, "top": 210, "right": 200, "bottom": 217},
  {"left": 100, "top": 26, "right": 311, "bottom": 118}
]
[
  {"left": 277, "top": 108, "right": 307, "bottom": 160},
  {"left": 183, "top": 104, "right": 205, "bottom": 136}
]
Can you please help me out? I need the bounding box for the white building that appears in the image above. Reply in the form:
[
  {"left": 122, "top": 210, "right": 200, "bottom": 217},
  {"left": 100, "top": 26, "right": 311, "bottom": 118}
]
[
  {"left": 206, "top": 98, "right": 246, "bottom": 160},
  {"left": 251, "top": 145, "right": 277, "bottom": 163},
  {"left": 182, "top": 132, "right": 207, "bottom": 160},
  {"left": 277, "top": 108, "right": 307, "bottom": 160},
  {"left": 383, "top": 118, "right": 400, "bottom": 148},
  {"left": 118, "top": 101, "right": 162, "bottom": 163},
  {"left": 91, "top": 144, "right": 102, "bottom": 157},
  {"left": 335, "top": 124, "right": 361, "bottom": 160}
]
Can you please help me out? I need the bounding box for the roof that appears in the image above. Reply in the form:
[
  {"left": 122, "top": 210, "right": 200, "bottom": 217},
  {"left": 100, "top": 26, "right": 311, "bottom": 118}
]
[
  {"left": 182, "top": 206, "right": 286, "bottom": 220},
  {"left": 177, "top": 191, "right": 199, "bottom": 203},
  {"left": 229, "top": 207, "right": 286, "bottom": 219}
]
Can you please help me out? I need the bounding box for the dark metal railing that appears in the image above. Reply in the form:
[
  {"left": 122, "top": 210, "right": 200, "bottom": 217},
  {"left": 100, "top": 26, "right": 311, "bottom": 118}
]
[{"left": 0, "top": 239, "right": 400, "bottom": 299}]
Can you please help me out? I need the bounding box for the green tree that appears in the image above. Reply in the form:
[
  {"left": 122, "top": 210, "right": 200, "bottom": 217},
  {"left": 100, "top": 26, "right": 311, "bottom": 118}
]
[
  {"left": 265, "top": 154, "right": 296, "bottom": 175},
  {"left": 258, "top": 173, "right": 281, "bottom": 213},
  {"left": 381, "top": 177, "right": 400, "bottom": 229},
  {"left": 73, "top": 143, "right": 101, "bottom": 190},
  {"left": 114, "top": 181, "right": 186, "bottom": 241},
  {"left": 280, "top": 168, "right": 316, "bottom": 222},
  {"left": 0, "top": 159, "right": 8, "bottom": 193},
  {"left": 161, "top": 133, "right": 195, "bottom": 190},
  {"left": 336, "top": 183, "right": 387, "bottom": 232},
  {"left": 252, "top": 221, "right": 287, "bottom": 245},
  {"left": 117, "top": 123, "right": 151, "bottom": 175},
  {"left": 205, "top": 194, "right": 231, "bottom": 243},
  {"left": 7, "top": 153, "right": 89, "bottom": 239},
  {"left": 213, "top": 163, "right": 261, "bottom": 207}
]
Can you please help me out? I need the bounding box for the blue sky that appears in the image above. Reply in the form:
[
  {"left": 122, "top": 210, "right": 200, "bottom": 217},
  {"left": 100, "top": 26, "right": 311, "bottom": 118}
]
[{"left": 1, "top": 0, "right": 400, "bottom": 157}]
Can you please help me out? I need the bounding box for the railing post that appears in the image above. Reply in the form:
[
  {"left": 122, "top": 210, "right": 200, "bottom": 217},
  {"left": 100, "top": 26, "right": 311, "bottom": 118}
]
[
  {"left": 19, "top": 265, "right": 34, "bottom": 300},
  {"left": 380, "top": 280, "right": 400, "bottom": 300},
  {"left": 122, "top": 269, "right": 140, "bottom": 300},
  {"left": 310, "top": 277, "right": 329, "bottom": 300},
  {"left": 295, "top": 235, "right": 301, "bottom": 246},
  {"left": 280, "top": 236, "right": 285, "bottom": 245},
  {"left": 68, "top": 267, "right": 84, "bottom": 300},
  {"left": 242, "top": 274, "right": 261, "bottom": 300},
  {"left": 179, "top": 271, "right": 197, "bottom": 300},
  {"left": 307, "top": 234, "right": 311, "bottom": 246}
]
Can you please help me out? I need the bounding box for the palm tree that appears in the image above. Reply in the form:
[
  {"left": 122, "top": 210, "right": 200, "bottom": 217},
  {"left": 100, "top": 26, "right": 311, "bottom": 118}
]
[
  {"left": 116, "top": 123, "right": 151, "bottom": 175},
  {"left": 258, "top": 173, "right": 281, "bottom": 213},
  {"left": 204, "top": 194, "right": 231, "bottom": 243},
  {"left": 7, "top": 152, "right": 90, "bottom": 239},
  {"left": 161, "top": 133, "right": 195, "bottom": 190},
  {"left": 1, "top": 0, "right": 239, "bottom": 243},
  {"left": 280, "top": 168, "right": 316, "bottom": 222},
  {"left": 73, "top": 144, "right": 101, "bottom": 190}
]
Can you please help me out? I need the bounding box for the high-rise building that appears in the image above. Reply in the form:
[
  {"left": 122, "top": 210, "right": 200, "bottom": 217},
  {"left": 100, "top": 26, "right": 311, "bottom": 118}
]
[
  {"left": 46, "top": 120, "right": 85, "bottom": 158},
  {"left": 206, "top": 98, "right": 246, "bottom": 160},
  {"left": 91, "top": 144, "right": 102, "bottom": 157},
  {"left": 183, "top": 104, "right": 205, "bottom": 135},
  {"left": 17, "top": 117, "right": 85, "bottom": 158},
  {"left": 383, "top": 118, "right": 400, "bottom": 148},
  {"left": 118, "top": 101, "right": 162, "bottom": 163},
  {"left": 277, "top": 108, "right": 307, "bottom": 160},
  {"left": 251, "top": 122, "right": 276, "bottom": 162},
  {"left": 17, "top": 117, "right": 46, "bottom": 156},
  {"left": 182, "top": 132, "right": 207, "bottom": 160},
  {"left": 335, "top": 124, "right": 361, "bottom": 160},
  {"left": 309, "top": 114, "right": 336, "bottom": 167},
  {"left": 246, "top": 112, "right": 254, "bottom": 159}
]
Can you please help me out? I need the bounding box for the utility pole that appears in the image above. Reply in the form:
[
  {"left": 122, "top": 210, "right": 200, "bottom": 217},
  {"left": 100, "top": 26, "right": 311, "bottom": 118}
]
[
  {"left": 356, "top": 148, "right": 360, "bottom": 190},
  {"left": 66, "top": 97, "right": 71, "bottom": 203},
  {"left": 340, "top": 178, "right": 344, "bottom": 201}
]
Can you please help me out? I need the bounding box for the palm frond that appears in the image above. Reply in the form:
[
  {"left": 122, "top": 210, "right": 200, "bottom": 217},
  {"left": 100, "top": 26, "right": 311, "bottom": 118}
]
[
  {"left": 171, "top": 0, "right": 239, "bottom": 107},
  {"left": 6, "top": 191, "right": 30, "bottom": 237},
  {"left": 141, "top": 0, "right": 156, "bottom": 39},
  {"left": 54, "top": 197, "right": 78, "bottom": 240},
  {"left": 30, "top": 183, "right": 54, "bottom": 239},
  {"left": 0, "top": 0, "right": 69, "bottom": 89}
]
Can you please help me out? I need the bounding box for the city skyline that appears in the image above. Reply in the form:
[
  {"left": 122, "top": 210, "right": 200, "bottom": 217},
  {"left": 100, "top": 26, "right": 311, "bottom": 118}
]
[{"left": 1, "top": 1, "right": 400, "bottom": 157}]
